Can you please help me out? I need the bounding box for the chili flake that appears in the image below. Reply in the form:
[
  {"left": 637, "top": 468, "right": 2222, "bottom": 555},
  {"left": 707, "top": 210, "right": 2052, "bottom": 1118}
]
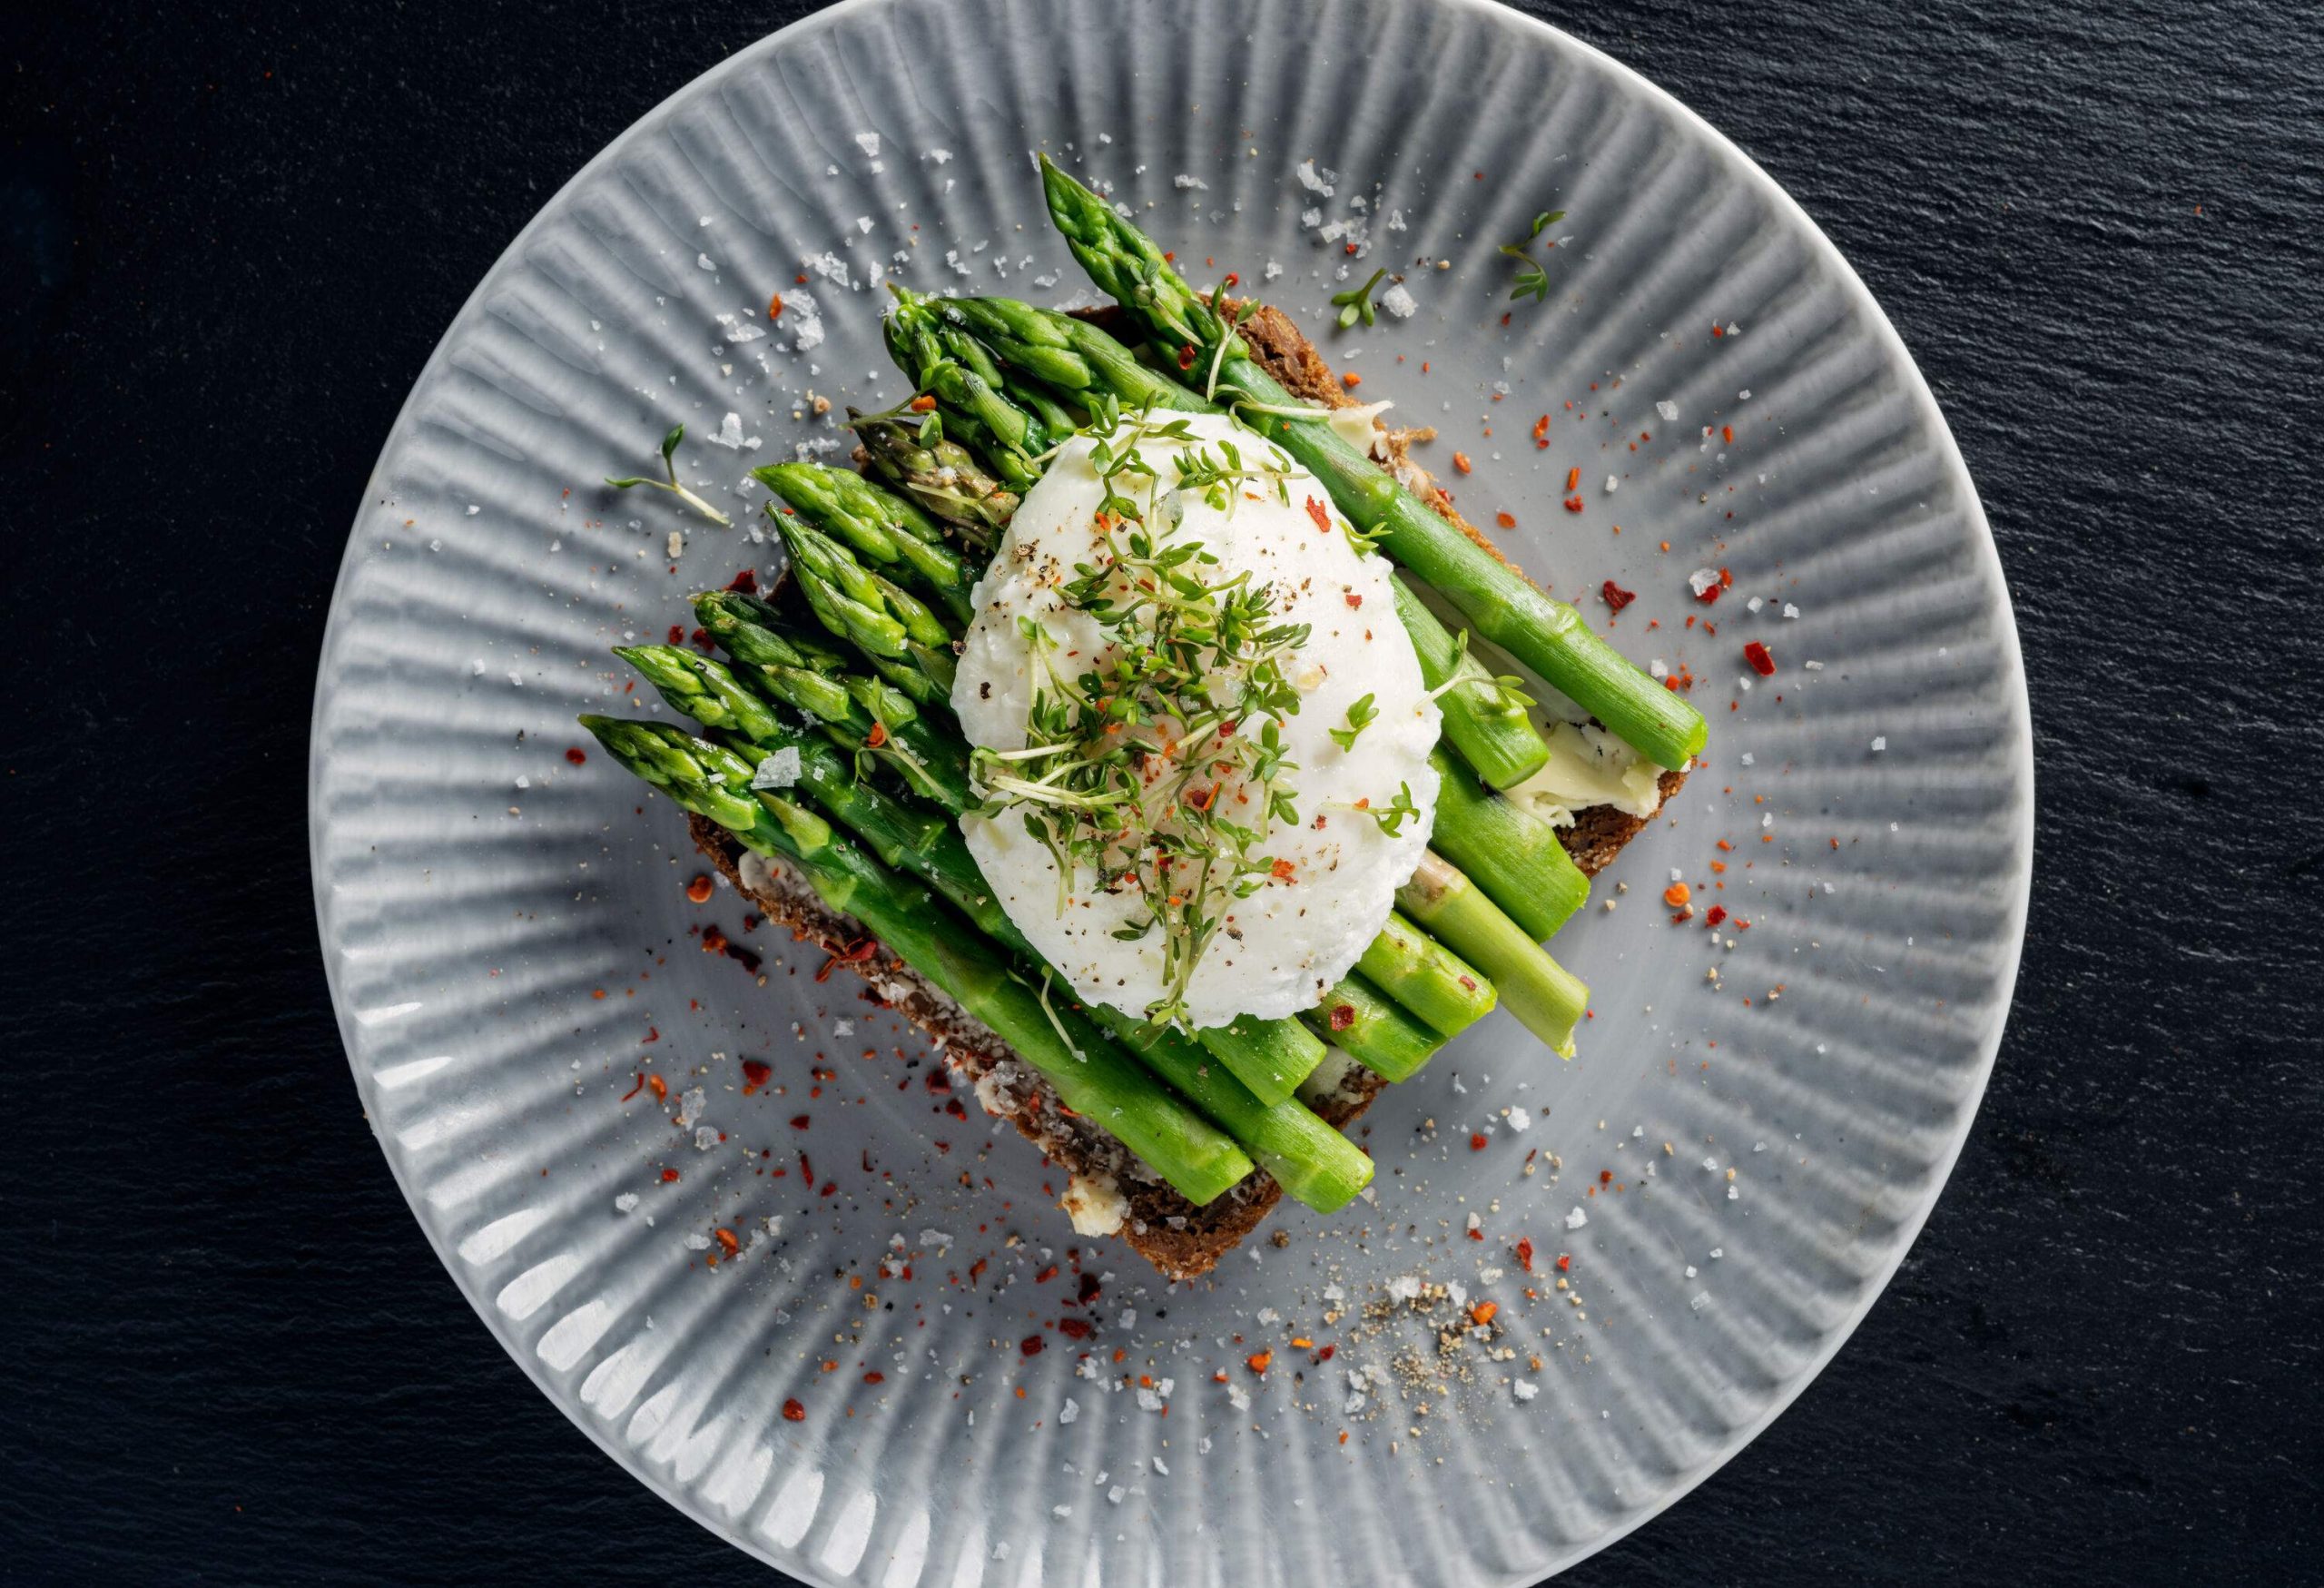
[
  {"left": 1743, "top": 640, "right": 1776, "bottom": 676},
  {"left": 782, "top": 1398, "right": 805, "bottom": 1422},
  {"left": 1601, "top": 580, "right": 1636, "bottom": 613},
  {"left": 1305, "top": 496, "right": 1332, "bottom": 534},
  {"left": 685, "top": 874, "right": 714, "bottom": 903}
]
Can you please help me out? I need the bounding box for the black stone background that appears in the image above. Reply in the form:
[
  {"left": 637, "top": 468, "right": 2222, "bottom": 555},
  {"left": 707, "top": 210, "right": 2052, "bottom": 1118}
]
[{"left": 4, "top": 1, "right": 2319, "bottom": 1582}]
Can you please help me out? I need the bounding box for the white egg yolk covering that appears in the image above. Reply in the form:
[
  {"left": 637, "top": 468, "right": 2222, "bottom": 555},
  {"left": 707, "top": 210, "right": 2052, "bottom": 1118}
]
[{"left": 951, "top": 411, "right": 1439, "bottom": 1028}]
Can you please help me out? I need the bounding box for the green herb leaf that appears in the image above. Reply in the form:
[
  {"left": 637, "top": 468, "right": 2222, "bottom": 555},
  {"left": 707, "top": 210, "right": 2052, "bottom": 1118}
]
[
  {"left": 1328, "top": 692, "right": 1378, "bottom": 751},
  {"left": 1328, "top": 267, "right": 1390, "bottom": 331}
]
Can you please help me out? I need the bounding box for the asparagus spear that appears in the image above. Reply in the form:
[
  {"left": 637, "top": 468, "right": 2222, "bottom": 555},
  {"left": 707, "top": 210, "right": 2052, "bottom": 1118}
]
[
  {"left": 1297, "top": 972, "right": 1440, "bottom": 1083},
  {"left": 1359, "top": 911, "right": 1496, "bottom": 1040},
  {"left": 881, "top": 294, "right": 1053, "bottom": 488},
  {"left": 582, "top": 715, "right": 1255, "bottom": 1205},
  {"left": 751, "top": 462, "right": 977, "bottom": 626},
  {"left": 758, "top": 508, "right": 959, "bottom": 705},
  {"left": 689, "top": 592, "right": 977, "bottom": 812},
  {"left": 915, "top": 290, "right": 1552, "bottom": 792},
  {"left": 1425, "top": 747, "right": 1590, "bottom": 942},
  {"left": 1039, "top": 154, "right": 1708, "bottom": 772},
  {"left": 851, "top": 410, "right": 1019, "bottom": 544},
  {"left": 1398, "top": 851, "right": 1588, "bottom": 1054}
]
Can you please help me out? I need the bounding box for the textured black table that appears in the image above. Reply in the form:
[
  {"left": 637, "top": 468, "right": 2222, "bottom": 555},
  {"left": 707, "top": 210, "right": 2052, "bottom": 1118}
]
[{"left": 6, "top": 2, "right": 2320, "bottom": 1582}]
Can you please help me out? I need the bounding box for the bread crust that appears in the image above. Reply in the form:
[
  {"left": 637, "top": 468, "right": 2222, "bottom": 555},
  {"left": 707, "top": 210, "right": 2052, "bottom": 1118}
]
[{"left": 694, "top": 307, "right": 1688, "bottom": 1277}]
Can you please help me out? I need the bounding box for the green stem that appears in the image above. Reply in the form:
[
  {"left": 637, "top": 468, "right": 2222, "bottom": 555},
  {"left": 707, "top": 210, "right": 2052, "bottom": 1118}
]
[
  {"left": 1397, "top": 851, "right": 1589, "bottom": 1055},
  {"left": 1426, "top": 747, "right": 1589, "bottom": 941},
  {"left": 1357, "top": 911, "right": 1496, "bottom": 1040},
  {"left": 1392, "top": 576, "right": 1548, "bottom": 791},
  {"left": 1298, "top": 972, "right": 1443, "bottom": 1083}
]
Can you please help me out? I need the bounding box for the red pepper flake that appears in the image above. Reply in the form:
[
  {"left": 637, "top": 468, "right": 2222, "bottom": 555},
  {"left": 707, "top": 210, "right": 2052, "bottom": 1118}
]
[
  {"left": 862, "top": 1372, "right": 885, "bottom": 1385},
  {"left": 789, "top": 1114, "right": 811, "bottom": 1130},
  {"left": 619, "top": 1073, "right": 646, "bottom": 1101},
  {"left": 1470, "top": 1301, "right": 1499, "bottom": 1326},
  {"left": 1601, "top": 580, "right": 1636, "bottom": 613},
  {"left": 1223, "top": 271, "right": 1239, "bottom": 288},
  {"left": 1327, "top": 1003, "right": 1355, "bottom": 1032},
  {"left": 1452, "top": 451, "right": 1472, "bottom": 475},
  {"left": 660, "top": 1168, "right": 681, "bottom": 1183},
  {"left": 782, "top": 1397, "right": 805, "bottom": 1422},
  {"left": 816, "top": 937, "right": 878, "bottom": 982},
  {"left": 741, "top": 1059, "right": 773, "bottom": 1095},
  {"left": 1469, "top": 1133, "right": 1489, "bottom": 1151},
  {"left": 1514, "top": 1238, "right": 1535, "bottom": 1273},
  {"left": 767, "top": 292, "right": 784, "bottom": 320},
  {"left": 1556, "top": 1253, "right": 1571, "bottom": 1273},
  {"left": 1305, "top": 496, "right": 1331, "bottom": 533},
  {"left": 1315, "top": 1343, "right": 1336, "bottom": 1362},
  {"left": 685, "top": 874, "right": 714, "bottom": 904},
  {"left": 1344, "top": 591, "right": 1363, "bottom": 608},
  {"left": 1562, "top": 495, "right": 1584, "bottom": 513},
  {"left": 1743, "top": 640, "right": 1776, "bottom": 676},
  {"left": 1057, "top": 1317, "right": 1092, "bottom": 1339},
  {"left": 724, "top": 566, "right": 759, "bottom": 594},
  {"left": 1662, "top": 883, "right": 1692, "bottom": 908},
  {"left": 1020, "top": 1335, "right": 1046, "bottom": 1357},
  {"left": 1246, "top": 1350, "right": 1273, "bottom": 1374},
  {"left": 1705, "top": 904, "right": 1728, "bottom": 927},
  {"left": 864, "top": 720, "right": 889, "bottom": 749},
  {"left": 1341, "top": 370, "right": 1361, "bottom": 388},
  {"left": 1565, "top": 466, "right": 1581, "bottom": 491},
  {"left": 1077, "top": 1272, "right": 1102, "bottom": 1305},
  {"left": 564, "top": 746, "right": 587, "bottom": 765},
  {"left": 907, "top": 394, "right": 936, "bottom": 413},
  {"left": 1269, "top": 858, "right": 1296, "bottom": 882},
  {"left": 1495, "top": 511, "right": 1517, "bottom": 529},
  {"left": 713, "top": 1228, "right": 739, "bottom": 1257},
  {"left": 1177, "top": 343, "right": 1198, "bottom": 370},
  {"left": 1721, "top": 424, "right": 1734, "bottom": 445},
  {"left": 1531, "top": 414, "right": 1551, "bottom": 448},
  {"left": 1035, "top": 1265, "right": 1059, "bottom": 1284},
  {"left": 645, "top": 1073, "right": 667, "bottom": 1102}
]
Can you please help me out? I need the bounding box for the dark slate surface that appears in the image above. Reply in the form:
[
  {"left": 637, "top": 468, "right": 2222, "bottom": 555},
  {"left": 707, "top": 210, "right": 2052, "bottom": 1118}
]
[{"left": 5, "top": 1, "right": 2319, "bottom": 1582}]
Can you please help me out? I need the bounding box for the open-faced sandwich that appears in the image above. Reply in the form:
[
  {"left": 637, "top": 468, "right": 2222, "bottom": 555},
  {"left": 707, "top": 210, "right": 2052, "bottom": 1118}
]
[{"left": 582, "top": 161, "right": 1705, "bottom": 1278}]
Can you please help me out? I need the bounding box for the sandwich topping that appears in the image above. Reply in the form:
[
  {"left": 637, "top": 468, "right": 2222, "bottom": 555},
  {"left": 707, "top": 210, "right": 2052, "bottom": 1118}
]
[{"left": 953, "top": 410, "right": 1440, "bottom": 1029}]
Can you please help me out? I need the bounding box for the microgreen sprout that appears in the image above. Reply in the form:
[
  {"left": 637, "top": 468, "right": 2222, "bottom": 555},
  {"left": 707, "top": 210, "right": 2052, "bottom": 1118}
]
[
  {"left": 1328, "top": 693, "right": 1379, "bottom": 751},
  {"left": 1497, "top": 210, "right": 1566, "bottom": 305},
  {"left": 606, "top": 423, "right": 733, "bottom": 527},
  {"left": 1331, "top": 267, "right": 1391, "bottom": 329}
]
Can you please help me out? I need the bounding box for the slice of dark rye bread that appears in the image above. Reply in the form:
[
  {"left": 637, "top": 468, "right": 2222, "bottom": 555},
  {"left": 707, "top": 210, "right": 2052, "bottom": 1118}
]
[{"left": 696, "top": 310, "right": 1689, "bottom": 1280}]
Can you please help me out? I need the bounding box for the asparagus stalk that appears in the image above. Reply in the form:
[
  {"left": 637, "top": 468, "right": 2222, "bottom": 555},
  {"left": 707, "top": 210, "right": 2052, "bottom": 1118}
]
[
  {"left": 581, "top": 715, "right": 1255, "bottom": 1205},
  {"left": 1297, "top": 972, "right": 1441, "bottom": 1084},
  {"left": 851, "top": 410, "right": 1019, "bottom": 544},
  {"left": 1390, "top": 576, "right": 1548, "bottom": 790},
  {"left": 1358, "top": 911, "right": 1496, "bottom": 1040},
  {"left": 594, "top": 691, "right": 1369, "bottom": 1212},
  {"left": 914, "top": 290, "right": 1554, "bottom": 792},
  {"left": 751, "top": 462, "right": 977, "bottom": 626},
  {"left": 1397, "top": 851, "right": 1588, "bottom": 1055},
  {"left": 1426, "top": 746, "right": 1590, "bottom": 942},
  {"left": 689, "top": 592, "right": 977, "bottom": 812},
  {"left": 881, "top": 293, "right": 1054, "bottom": 488},
  {"left": 758, "top": 508, "right": 958, "bottom": 705},
  {"left": 1039, "top": 154, "right": 1708, "bottom": 772}
]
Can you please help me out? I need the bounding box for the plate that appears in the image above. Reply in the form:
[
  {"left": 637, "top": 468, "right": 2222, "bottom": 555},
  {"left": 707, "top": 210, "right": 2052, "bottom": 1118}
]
[{"left": 310, "top": 0, "right": 2032, "bottom": 1581}]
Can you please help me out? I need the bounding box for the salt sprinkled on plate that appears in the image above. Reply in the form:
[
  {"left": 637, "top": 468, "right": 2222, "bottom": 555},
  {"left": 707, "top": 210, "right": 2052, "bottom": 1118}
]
[
  {"left": 1655, "top": 399, "right": 1680, "bottom": 421},
  {"left": 1564, "top": 1206, "right": 1589, "bottom": 1229},
  {"left": 854, "top": 133, "right": 881, "bottom": 157}
]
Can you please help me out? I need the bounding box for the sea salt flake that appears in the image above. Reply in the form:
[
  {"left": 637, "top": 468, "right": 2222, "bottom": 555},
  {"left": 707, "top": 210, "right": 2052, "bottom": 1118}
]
[
  {"left": 1512, "top": 1379, "right": 1539, "bottom": 1402},
  {"left": 1173, "top": 173, "right": 1207, "bottom": 190},
  {"left": 750, "top": 746, "right": 803, "bottom": 789},
  {"left": 1654, "top": 399, "right": 1680, "bottom": 421},
  {"left": 1379, "top": 282, "right": 1418, "bottom": 319},
  {"left": 694, "top": 1126, "right": 718, "bottom": 1150},
  {"left": 696, "top": 252, "right": 718, "bottom": 271},
  {"left": 1871, "top": 735, "right": 1888, "bottom": 752},
  {"left": 854, "top": 133, "right": 881, "bottom": 157},
  {"left": 1295, "top": 159, "right": 1335, "bottom": 196},
  {"left": 1688, "top": 567, "right": 1721, "bottom": 597},
  {"left": 615, "top": 1193, "right": 639, "bottom": 1213},
  {"left": 1059, "top": 1397, "right": 1080, "bottom": 1425},
  {"left": 1564, "top": 1206, "right": 1589, "bottom": 1230},
  {"left": 704, "top": 410, "right": 760, "bottom": 450}
]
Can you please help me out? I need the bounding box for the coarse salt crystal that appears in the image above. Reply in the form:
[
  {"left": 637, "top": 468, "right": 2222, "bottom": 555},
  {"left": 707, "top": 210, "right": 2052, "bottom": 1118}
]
[
  {"left": 1871, "top": 735, "right": 1887, "bottom": 752},
  {"left": 1173, "top": 173, "right": 1207, "bottom": 190},
  {"left": 1605, "top": 475, "right": 1620, "bottom": 492},
  {"left": 1564, "top": 1206, "right": 1588, "bottom": 1229},
  {"left": 1688, "top": 567, "right": 1721, "bottom": 597},
  {"left": 854, "top": 133, "right": 881, "bottom": 157},
  {"left": 1379, "top": 282, "right": 1418, "bottom": 319},
  {"left": 1654, "top": 399, "right": 1680, "bottom": 421},
  {"left": 1747, "top": 596, "right": 1763, "bottom": 612},
  {"left": 1295, "top": 159, "right": 1335, "bottom": 196},
  {"left": 1507, "top": 1108, "right": 1530, "bottom": 1133},
  {"left": 1649, "top": 658, "right": 1669, "bottom": 679},
  {"left": 1512, "top": 1379, "right": 1539, "bottom": 1402},
  {"left": 750, "top": 746, "right": 803, "bottom": 790},
  {"left": 694, "top": 1126, "right": 717, "bottom": 1151},
  {"left": 1783, "top": 603, "right": 1799, "bottom": 618},
  {"left": 1059, "top": 1397, "right": 1079, "bottom": 1424},
  {"left": 615, "top": 1193, "right": 639, "bottom": 1213}
]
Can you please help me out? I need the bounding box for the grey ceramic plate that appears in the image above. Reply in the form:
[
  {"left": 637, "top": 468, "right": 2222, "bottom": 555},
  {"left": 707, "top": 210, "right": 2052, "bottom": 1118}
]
[{"left": 310, "top": 1, "right": 2032, "bottom": 1581}]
